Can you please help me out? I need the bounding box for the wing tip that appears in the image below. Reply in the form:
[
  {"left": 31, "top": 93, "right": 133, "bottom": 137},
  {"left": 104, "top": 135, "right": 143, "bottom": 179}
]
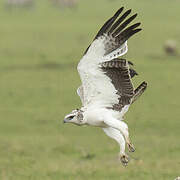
[
  {"left": 136, "top": 22, "right": 141, "bottom": 26},
  {"left": 114, "top": 7, "right": 124, "bottom": 17},
  {"left": 133, "top": 13, "right": 138, "bottom": 18},
  {"left": 126, "top": 9, "right": 132, "bottom": 15},
  {"left": 142, "top": 81, "right": 148, "bottom": 88},
  {"left": 134, "top": 28, "right": 142, "bottom": 33},
  {"left": 128, "top": 61, "right": 134, "bottom": 66}
]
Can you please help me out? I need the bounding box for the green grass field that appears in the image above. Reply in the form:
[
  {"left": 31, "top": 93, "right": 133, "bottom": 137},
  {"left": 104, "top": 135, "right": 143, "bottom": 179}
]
[{"left": 0, "top": 0, "right": 180, "bottom": 179}]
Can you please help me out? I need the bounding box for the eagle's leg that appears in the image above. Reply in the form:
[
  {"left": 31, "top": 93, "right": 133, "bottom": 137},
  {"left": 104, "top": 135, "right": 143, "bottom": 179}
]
[
  {"left": 103, "top": 127, "right": 129, "bottom": 166},
  {"left": 103, "top": 118, "right": 135, "bottom": 153},
  {"left": 127, "top": 142, "right": 135, "bottom": 153}
]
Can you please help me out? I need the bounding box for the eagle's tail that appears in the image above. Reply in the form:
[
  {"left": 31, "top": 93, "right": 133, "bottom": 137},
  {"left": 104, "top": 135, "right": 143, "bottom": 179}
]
[{"left": 131, "top": 81, "right": 147, "bottom": 104}]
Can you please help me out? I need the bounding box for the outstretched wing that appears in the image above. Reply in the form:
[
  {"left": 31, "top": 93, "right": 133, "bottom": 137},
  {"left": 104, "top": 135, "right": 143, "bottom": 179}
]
[
  {"left": 101, "top": 59, "right": 136, "bottom": 111},
  {"left": 83, "top": 7, "right": 141, "bottom": 61},
  {"left": 77, "top": 7, "right": 141, "bottom": 109}
]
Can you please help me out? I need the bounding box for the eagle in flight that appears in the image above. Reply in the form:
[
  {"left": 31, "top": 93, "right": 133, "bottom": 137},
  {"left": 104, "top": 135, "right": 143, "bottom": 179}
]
[{"left": 64, "top": 7, "right": 147, "bottom": 166}]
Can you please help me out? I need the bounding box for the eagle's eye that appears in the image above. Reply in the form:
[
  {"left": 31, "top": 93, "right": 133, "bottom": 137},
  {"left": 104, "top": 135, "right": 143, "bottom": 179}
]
[{"left": 67, "top": 115, "right": 75, "bottom": 120}]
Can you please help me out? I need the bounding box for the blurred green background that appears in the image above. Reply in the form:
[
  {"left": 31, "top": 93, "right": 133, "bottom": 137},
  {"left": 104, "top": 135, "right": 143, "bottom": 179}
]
[{"left": 0, "top": 0, "right": 180, "bottom": 179}]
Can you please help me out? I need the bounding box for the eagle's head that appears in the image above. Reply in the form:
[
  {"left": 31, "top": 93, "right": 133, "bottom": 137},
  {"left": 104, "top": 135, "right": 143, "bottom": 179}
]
[{"left": 64, "top": 109, "right": 83, "bottom": 125}]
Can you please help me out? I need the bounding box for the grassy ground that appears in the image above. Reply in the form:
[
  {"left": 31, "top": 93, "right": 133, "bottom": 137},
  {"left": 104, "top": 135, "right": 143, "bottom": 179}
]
[{"left": 0, "top": 0, "right": 180, "bottom": 179}]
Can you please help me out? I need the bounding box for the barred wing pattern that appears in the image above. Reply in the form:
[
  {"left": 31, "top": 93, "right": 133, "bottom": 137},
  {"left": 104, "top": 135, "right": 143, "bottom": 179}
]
[
  {"left": 77, "top": 7, "right": 141, "bottom": 109},
  {"left": 84, "top": 7, "right": 141, "bottom": 61},
  {"left": 101, "top": 59, "right": 135, "bottom": 111}
]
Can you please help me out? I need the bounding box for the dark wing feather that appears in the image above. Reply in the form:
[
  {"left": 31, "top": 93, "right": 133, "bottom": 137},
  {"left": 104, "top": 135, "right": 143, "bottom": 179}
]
[
  {"left": 94, "top": 7, "right": 124, "bottom": 39},
  {"left": 111, "top": 13, "right": 137, "bottom": 36},
  {"left": 129, "top": 68, "right": 138, "bottom": 78},
  {"left": 132, "top": 81, "right": 147, "bottom": 104},
  {"left": 109, "top": 9, "right": 132, "bottom": 34},
  {"left": 84, "top": 7, "right": 141, "bottom": 55},
  {"left": 101, "top": 58, "right": 134, "bottom": 111}
]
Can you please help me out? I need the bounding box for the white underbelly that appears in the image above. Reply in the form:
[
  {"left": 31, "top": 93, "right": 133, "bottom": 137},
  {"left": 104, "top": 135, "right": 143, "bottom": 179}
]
[
  {"left": 83, "top": 108, "right": 108, "bottom": 127},
  {"left": 83, "top": 104, "right": 130, "bottom": 127}
]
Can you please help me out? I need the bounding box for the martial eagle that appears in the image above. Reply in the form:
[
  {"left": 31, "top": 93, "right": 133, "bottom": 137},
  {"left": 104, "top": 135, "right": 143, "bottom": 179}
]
[{"left": 64, "top": 7, "right": 147, "bottom": 166}]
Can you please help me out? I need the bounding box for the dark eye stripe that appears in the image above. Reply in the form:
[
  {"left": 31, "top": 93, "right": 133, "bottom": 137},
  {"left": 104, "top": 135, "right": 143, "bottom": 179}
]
[{"left": 68, "top": 115, "right": 74, "bottom": 119}]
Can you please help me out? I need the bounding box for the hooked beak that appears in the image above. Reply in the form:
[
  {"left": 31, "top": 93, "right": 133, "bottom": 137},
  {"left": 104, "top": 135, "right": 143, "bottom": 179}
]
[
  {"left": 63, "top": 118, "right": 68, "bottom": 123},
  {"left": 64, "top": 113, "right": 76, "bottom": 124}
]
